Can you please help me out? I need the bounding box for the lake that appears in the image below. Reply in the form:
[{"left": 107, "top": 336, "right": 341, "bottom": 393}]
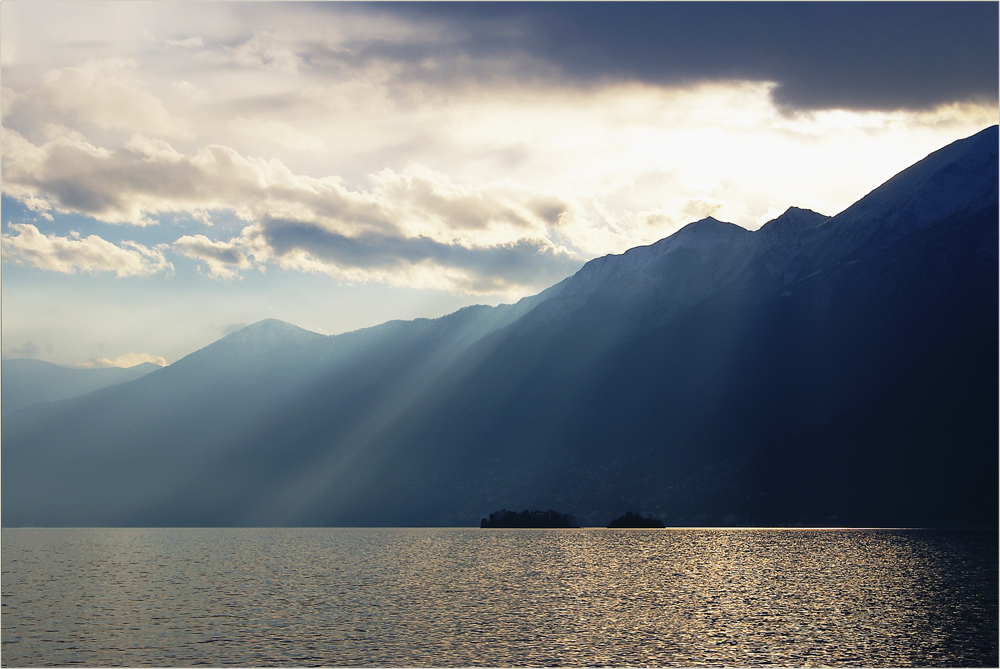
[{"left": 2, "top": 528, "right": 996, "bottom": 667}]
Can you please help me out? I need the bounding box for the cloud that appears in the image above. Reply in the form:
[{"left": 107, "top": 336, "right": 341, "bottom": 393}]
[
  {"left": 383, "top": 3, "right": 999, "bottom": 113},
  {"left": 149, "top": 3, "right": 991, "bottom": 115},
  {"left": 167, "top": 37, "right": 203, "bottom": 50},
  {"left": 3, "top": 126, "right": 567, "bottom": 239},
  {"left": 244, "top": 216, "right": 581, "bottom": 294},
  {"left": 2, "top": 4, "right": 995, "bottom": 297},
  {"left": 3, "top": 127, "right": 583, "bottom": 292},
  {"left": 173, "top": 234, "right": 253, "bottom": 279},
  {"left": 0, "top": 39, "right": 15, "bottom": 67},
  {"left": 1, "top": 223, "right": 173, "bottom": 277},
  {"left": 8, "top": 58, "right": 192, "bottom": 138},
  {"left": 2, "top": 340, "right": 52, "bottom": 361},
  {"left": 1, "top": 86, "right": 16, "bottom": 118},
  {"left": 227, "top": 32, "right": 302, "bottom": 73},
  {"left": 2, "top": 127, "right": 298, "bottom": 225},
  {"left": 91, "top": 352, "right": 167, "bottom": 368},
  {"left": 228, "top": 116, "right": 327, "bottom": 152}
]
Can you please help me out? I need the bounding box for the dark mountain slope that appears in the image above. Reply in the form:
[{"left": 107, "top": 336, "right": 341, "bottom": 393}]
[
  {"left": 301, "top": 126, "right": 997, "bottom": 527},
  {"left": 2, "top": 308, "right": 520, "bottom": 526},
  {"left": 2, "top": 126, "right": 996, "bottom": 528}
]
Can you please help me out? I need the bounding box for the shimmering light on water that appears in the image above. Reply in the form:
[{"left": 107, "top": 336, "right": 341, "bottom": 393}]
[{"left": 2, "top": 528, "right": 996, "bottom": 667}]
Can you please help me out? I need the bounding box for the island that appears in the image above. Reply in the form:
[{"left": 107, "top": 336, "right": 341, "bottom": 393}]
[
  {"left": 480, "top": 508, "right": 579, "bottom": 528},
  {"left": 607, "top": 511, "right": 665, "bottom": 528}
]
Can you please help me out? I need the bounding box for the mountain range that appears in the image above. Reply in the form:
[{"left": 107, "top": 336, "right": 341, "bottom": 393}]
[
  {"left": 1, "top": 359, "right": 160, "bottom": 414},
  {"left": 3, "top": 125, "right": 997, "bottom": 528}
]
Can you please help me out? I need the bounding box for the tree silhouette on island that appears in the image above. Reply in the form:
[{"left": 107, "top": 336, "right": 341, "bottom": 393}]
[
  {"left": 480, "top": 509, "right": 579, "bottom": 528},
  {"left": 607, "top": 512, "right": 665, "bottom": 528}
]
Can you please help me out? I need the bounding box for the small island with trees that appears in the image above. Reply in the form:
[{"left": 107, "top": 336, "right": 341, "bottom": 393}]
[
  {"left": 607, "top": 511, "right": 666, "bottom": 528},
  {"left": 480, "top": 508, "right": 579, "bottom": 528}
]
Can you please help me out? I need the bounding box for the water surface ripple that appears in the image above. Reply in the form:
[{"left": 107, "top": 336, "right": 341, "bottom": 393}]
[{"left": 2, "top": 528, "right": 996, "bottom": 666}]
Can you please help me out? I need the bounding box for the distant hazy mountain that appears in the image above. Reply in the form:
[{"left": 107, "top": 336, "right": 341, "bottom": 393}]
[
  {"left": 3, "top": 126, "right": 996, "bottom": 528},
  {"left": 1, "top": 359, "right": 161, "bottom": 414}
]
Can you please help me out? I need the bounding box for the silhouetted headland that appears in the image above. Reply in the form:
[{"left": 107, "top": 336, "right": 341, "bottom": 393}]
[{"left": 480, "top": 509, "right": 579, "bottom": 528}]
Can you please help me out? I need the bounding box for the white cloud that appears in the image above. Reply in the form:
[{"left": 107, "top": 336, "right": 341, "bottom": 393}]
[
  {"left": 1, "top": 223, "right": 173, "bottom": 277},
  {"left": 1, "top": 87, "right": 16, "bottom": 118},
  {"left": 2, "top": 128, "right": 278, "bottom": 225},
  {"left": 190, "top": 210, "right": 213, "bottom": 226},
  {"left": 13, "top": 59, "right": 192, "bottom": 139},
  {"left": 0, "top": 0, "right": 995, "bottom": 372},
  {"left": 0, "top": 39, "right": 14, "bottom": 66},
  {"left": 227, "top": 32, "right": 302, "bottom": 73},
  {"left": 228, "top": 116, "right": 327, "bottom": 153},
  {"left": 173, "top": 234, "right": 253, "bottom": 279},
  {"left": 170, "top": 80, "right": 209, "bottom": 103},
  {"left": 91, "top": 352, "right": 168, "bottom": 368},
  {"left": 166, "top": 37, "right": 203, "bottom": 50},
  {"left": 3, "top": 126, "right": 569, "bottom": 244},
  {"left": 2, "top": 127, "right": 582, "bottom": 292},
  {"left": 1, "top": 11, "right": 995, "bottom": 295}
]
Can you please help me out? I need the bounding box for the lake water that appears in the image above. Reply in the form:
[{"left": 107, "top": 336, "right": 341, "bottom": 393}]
[{"left": 2, "top": 528, "right": 996, "bottom": 667}]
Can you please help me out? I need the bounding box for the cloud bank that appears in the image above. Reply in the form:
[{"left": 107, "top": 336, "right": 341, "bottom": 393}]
[
  {"left": 3, "top": 125, "right": 583, "bottom": 292},
  {"left": 1, "top": 222, "right": 172, "bottom": 277},
  {"left": 364, "top": 2, "right": 999, "bottom": 112},
  {"left": 1, "top": 2, "right": 997, "bottom": 298}
]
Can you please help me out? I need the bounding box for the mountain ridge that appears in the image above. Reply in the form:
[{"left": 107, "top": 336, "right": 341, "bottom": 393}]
[
  {"left": 3, "top": 125, "right": 996, "bottom": 528},
  {"left": 1, "top": 359, "right": 162, "bottom": 414}
]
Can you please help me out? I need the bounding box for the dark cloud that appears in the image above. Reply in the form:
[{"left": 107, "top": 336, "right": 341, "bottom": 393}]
[
  {"left": 260, "top": 216, "right": 582, "bottom": 292},
  {"left": 319, "top": 2, "right": 998, "bottom": 112}
]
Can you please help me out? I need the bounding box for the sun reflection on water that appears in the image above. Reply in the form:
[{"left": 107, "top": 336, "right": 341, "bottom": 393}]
[{"left": 2, "top": 528, "right": 996, "bottom": 667}]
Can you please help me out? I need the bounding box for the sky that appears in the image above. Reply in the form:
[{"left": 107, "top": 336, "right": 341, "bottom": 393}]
[{"left": 1, "top": 1, "right": 997, "bottom": 368}]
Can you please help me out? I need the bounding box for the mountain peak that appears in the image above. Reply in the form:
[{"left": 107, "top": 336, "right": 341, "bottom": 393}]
[
  {"left": 3, "top": 126, "right": 995, "bottom": 530},
  {"left": 172, "top": 319, "right": 329, "bottom": 368},
  {"left": 544, "top": 216, "right": 753, "bottom": 308},
  {"left": 781, "top": 206, "right": 828, "bottom": 221},
  {"left": 241, "top": 318, "right": 300, "bottom": 331},
  {"left": 225, "top": 319, "right": 324, "bottom": 340},
  {"left": 676, "top": 216, "right": 746, "bottom": 235},
  {"left": 660, "top": 216, "right": 751, "bottom": 252},
  {"left": 758, "top": 207, "right": 831, "bottom": 235}
]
